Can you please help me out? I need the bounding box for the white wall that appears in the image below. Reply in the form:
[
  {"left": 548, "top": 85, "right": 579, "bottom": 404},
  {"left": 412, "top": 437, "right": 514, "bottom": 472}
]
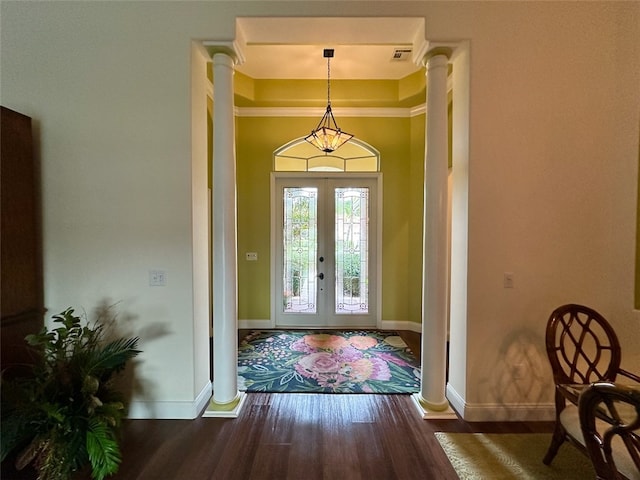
[
  {"left": 0, "top": 1, "right": 233, "bottom": 417},
  {"left": 447, "top": 2, "right": 639, "bottom": 419},
  {"left": 2, "top": 1, "right": 638, "bottom": 420}
]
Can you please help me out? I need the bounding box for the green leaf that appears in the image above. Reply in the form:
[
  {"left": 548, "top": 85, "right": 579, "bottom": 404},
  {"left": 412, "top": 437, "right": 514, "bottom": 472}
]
[
  {"left": 39, "top": 402, "right": 65, "bottom": 423},
  {"left": 86, "top": 418, "right": 122, "bottom": 480},
  {"left": 86, "top": 337, "right": 141, "bottom": 374}
]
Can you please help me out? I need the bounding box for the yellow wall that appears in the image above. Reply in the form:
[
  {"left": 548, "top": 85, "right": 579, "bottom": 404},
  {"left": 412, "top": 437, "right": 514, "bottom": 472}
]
[
  {"left": 235, "top": 74, "right": 424, "bottom": 108},
  {"left": 409, "top": 114, "right": 426, "bottom": 325},
  {"left": 236, "top": 114, "right": 421, "bottom": 323}
]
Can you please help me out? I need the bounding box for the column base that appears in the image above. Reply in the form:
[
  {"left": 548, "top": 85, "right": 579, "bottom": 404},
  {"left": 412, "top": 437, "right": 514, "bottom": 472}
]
[
  {"left": 202, "top": 391, "right": 247, "bottom": 418},
  {"left": 411, "top": 393, "right": 458, "bottom": 419}
]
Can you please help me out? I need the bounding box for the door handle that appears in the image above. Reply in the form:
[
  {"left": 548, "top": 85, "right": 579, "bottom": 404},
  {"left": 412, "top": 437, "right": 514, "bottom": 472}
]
[{"left": 318, "top": 272, "right": 324, "bottom": 280}]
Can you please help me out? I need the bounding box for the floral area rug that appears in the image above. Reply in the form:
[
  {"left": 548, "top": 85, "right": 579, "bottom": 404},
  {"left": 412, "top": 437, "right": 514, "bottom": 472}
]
[{"left": 237, "top": 330, "right": 421, "bottom": 393}]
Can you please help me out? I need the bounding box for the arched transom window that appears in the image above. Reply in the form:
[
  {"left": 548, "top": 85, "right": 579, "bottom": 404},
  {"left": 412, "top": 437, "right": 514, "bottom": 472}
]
[{"left": 274, "top": 137, "right": 380, "bottom": 172}]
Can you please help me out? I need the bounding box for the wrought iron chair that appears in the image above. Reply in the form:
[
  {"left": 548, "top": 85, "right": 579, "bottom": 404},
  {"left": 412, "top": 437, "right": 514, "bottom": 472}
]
[
  {"left": 579, "top": 382, "right": 640, "bottom": 480},
  {"left": 542, "top": 304, "right": 640, "bottom": 465}
]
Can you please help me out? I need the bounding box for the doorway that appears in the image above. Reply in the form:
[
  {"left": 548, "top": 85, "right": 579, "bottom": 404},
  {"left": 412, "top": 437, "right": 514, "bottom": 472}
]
[{"left": 273, "top": 174, "right": 380, "bottom": 328}]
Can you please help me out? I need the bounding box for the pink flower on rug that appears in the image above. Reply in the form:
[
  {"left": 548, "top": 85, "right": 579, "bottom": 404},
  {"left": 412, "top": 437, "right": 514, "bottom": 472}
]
[
  {"left": 376, "top": 352, "right": 411, "bottom": 367},
  {"left": 349, "top": 357, "right": 390, "bottom": 382},
  {"left": 316, "top": 373, "right": 348, "bottom": 389},
  {"left": 337, "top": 345, "right": 364, "bottom": 362},
  {"left": 349, "top": 335, "right": 378, "bottom": 350},
  {"left": 295, "top": 352, "right": 341, "bottom": 379},
  {"left": 303, "top": 334, "right": 349, "bottom": 351},
  {"left": 291, "top": 338, "right": 314, "bottom": 354},
  {"left": 349, "top": 358, "right": 375, "bottom": 382},
  {"left": 369, "top": 357, "right": 392, "bottom": 381}
]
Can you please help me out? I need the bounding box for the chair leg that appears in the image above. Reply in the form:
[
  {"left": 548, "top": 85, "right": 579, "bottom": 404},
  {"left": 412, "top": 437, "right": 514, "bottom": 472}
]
[{"left": 543, "top": 423, "right": 566, "bottom": 465}]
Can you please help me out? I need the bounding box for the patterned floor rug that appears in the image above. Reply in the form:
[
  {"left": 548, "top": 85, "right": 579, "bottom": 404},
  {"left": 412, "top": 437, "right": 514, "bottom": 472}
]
[
  {"left": 237, "top": 330, "right": 421, "bottom": 393},
  {"left": 435, "top": 432, "right": 594, "bottom": 480}
]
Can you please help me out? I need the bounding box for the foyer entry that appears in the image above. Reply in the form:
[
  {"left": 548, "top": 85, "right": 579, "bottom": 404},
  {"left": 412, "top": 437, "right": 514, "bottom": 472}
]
[{"left": 273, "top": 174, "right": 379, "bottom": 328}]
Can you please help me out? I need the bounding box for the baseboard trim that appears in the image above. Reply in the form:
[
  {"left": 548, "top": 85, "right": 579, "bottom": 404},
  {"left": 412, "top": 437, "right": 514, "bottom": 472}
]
[
  {"left": 239, "top": 319, "right": 422, "bottom": 333},
  {"left": 239, "top": 319, "right": 274, "bottom": 329},
  {"left": 379, "top": 320, "right": 422, "bottom": 333},
  {"left": 127, "top": 381, "right": 212, "bottom": 419},
  {"left": 446, "top": 383, "right": 555, "bottom": 422}
]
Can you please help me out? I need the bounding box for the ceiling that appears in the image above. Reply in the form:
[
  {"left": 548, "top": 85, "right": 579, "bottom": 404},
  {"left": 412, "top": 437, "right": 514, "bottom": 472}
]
[{"left": 233, "top": 17, "right": 427, "bottom": 80}]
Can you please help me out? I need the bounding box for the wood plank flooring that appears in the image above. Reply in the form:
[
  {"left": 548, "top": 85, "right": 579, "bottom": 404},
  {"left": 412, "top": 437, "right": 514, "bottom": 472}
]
[
  {"left": 0, "top": 394, "right": 552, "bottom": 480},
  {"left": 2, "top": 330, "right": 555, "bottom": 479}
]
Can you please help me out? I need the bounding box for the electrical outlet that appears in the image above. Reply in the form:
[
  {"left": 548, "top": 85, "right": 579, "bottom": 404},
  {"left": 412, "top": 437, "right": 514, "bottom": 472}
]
[
  {"left": 503, "top": 272, "right": 514, "bottom": 289},
  {"left": 246, "top": 252, "right": 258, "bottom": 261}
]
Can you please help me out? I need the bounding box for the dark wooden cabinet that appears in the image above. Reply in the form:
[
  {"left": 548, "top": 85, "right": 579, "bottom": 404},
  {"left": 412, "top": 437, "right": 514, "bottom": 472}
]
[{"left": 1, "top": 106, "right": 44, "bottom": 373}]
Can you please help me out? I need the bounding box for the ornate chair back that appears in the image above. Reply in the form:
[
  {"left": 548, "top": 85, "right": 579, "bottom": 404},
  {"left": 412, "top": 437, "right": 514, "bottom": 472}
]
[
  {"left": 543, "top": 304, "right": 623, "bottom": 465},
  {"left": 546, "top": 304, "right": 622, "bottom": 387}
]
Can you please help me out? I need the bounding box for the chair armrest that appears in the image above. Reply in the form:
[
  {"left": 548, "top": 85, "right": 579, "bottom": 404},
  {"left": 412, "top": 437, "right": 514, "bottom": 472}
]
[
  {"left": 618, "top": 369, "right": 640, "bottom": 384},
  {"left": 558, "top": 383, "right": 586, "bottom": 406},
  {"left": 578, "top": 382, "right": 640, "bottom": 480}
]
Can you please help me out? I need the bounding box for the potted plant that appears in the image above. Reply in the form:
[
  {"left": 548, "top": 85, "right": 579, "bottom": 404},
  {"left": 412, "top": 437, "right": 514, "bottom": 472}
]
[{"left": 1, "top": 307, "right": 141, "bottom": 480}]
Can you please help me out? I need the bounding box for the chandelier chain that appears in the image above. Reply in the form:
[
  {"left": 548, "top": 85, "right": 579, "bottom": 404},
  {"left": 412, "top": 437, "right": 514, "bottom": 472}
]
[
  {"left": 327, "top": 56, "right": 331, "bottom": 106},
  {"left": 304, "top": 48, "right": 353, "bottom": 153}
]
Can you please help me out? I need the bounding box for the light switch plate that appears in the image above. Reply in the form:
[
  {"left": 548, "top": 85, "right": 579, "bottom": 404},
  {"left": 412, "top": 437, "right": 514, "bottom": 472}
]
[{"left": 149, "top": 270, "right": 167, "bottom": 286}]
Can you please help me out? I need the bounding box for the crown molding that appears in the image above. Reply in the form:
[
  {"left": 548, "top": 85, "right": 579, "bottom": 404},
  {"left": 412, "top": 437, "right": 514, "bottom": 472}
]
[{"left": 235, "top": 106, "right": 426, "bottom": 118}]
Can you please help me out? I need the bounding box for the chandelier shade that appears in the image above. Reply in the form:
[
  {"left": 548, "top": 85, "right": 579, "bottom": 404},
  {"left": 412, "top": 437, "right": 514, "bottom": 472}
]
[
  {"left": 304, "top": 105, "right": 353, "bottom": 153},
  {"left": 304, "top": 49, "right": 353, "bottom": 153}
]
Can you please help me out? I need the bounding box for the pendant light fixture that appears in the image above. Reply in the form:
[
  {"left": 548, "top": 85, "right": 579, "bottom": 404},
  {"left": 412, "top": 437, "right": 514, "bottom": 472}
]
[{"left": 304, "top": 49, "right": 353, "bottom": 153}]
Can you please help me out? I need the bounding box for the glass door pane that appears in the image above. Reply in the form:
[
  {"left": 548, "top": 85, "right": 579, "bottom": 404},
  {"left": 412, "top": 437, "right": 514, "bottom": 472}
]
[
  {"left": 335, "top": 187, "right": 369, "bottom": 314},
  {"left": 282, "top": 187, "right": 317, "bottom": 313},
  {"left": 274, "top": 175, "right": 377, "bottom": 328}
]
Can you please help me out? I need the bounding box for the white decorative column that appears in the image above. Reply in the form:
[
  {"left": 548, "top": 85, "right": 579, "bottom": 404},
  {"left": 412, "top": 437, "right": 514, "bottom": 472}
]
[
  {"left": 204, "top": 50, "right": 246, "bottom": 417},
  {"left": 412, "top": 48, "right": 456, "bottom": 419}
]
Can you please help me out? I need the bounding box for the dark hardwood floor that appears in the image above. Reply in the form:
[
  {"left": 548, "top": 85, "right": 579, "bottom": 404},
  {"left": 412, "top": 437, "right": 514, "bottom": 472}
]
[
  {"left": 2, "top": 330, "right": 555, "bottom": 479},
  {"left": 111, "top": 394, "right": 553, "bottom": 480}
]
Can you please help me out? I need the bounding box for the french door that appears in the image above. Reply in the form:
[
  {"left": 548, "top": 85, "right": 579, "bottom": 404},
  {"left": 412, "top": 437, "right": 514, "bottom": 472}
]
[{"left": 273, "top": 174, "right": 379, "bottom": 327}]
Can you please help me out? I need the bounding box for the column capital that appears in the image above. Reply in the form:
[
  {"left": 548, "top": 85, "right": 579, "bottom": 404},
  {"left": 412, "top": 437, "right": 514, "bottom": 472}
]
[
  {"left": 203, "top": 41, "right": 245, "bottom": 66},
  {"left": 423, "top": 47, "right": 453, "bottom": 67}
]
